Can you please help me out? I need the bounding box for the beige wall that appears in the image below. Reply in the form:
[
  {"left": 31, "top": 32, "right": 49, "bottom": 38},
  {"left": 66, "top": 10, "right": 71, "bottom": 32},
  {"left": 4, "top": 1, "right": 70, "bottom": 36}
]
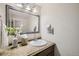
[
  {"left": 40, "top": 3, "right": 79, "bottom": 56},
  {"left": 0, "top": 4, "right": 6, "bottom": 48},
  {"left": 0, "top": 4, "right": 5, "bottom": 23}
]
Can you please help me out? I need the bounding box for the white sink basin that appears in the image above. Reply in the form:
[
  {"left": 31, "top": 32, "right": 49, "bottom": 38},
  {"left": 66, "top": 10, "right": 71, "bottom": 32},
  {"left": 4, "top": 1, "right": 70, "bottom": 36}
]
[{"left": 29, "top": 39, "right": 48, "bottom": 47}]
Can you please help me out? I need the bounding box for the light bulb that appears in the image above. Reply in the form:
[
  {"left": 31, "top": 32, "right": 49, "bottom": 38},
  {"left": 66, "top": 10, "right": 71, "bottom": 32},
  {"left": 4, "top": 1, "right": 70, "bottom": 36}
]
[
  {"left": 25, "top": 6, "right": 31, "bottom": 11},
  {"left": 32, "top": 8, "right": 37, "bottom": 13},
  {"left": 15, "top": 4, "right": 23, "bottom": 7}
]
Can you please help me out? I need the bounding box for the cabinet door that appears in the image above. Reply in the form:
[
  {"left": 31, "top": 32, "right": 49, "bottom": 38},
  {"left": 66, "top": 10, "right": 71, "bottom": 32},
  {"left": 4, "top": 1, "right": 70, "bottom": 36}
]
[{"left": 34, "top": 45, "right": 54, "bottom": 56}]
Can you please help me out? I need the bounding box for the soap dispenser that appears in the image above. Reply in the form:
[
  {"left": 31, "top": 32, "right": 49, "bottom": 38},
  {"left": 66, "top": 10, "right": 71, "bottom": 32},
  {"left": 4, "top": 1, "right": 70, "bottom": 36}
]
[{"left": 12, "top": 37, "right": 18, "bottom": 48}]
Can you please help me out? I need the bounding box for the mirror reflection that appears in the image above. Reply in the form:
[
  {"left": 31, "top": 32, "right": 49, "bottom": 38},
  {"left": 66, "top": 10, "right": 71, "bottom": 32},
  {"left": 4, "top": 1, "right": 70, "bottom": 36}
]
[{"left": 7, "top": 6, "right": 40, "bottom": 34}]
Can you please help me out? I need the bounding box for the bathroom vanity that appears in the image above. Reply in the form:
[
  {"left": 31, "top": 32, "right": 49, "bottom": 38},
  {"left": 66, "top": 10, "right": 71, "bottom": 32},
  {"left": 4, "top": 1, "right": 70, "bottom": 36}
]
[
  {"left": 34, "top": 45, "right": 55, "bottom": 56},
  {"left": 1, "top": 40, "right": 55, "bottom": 56}
]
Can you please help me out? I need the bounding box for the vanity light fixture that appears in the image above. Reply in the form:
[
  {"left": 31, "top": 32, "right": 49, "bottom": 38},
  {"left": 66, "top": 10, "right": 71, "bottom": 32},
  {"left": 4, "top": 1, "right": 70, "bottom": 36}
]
[
  {"left": 25, "top": 5, "right": 31, "bottom": 11},
  {"left": 25, "top": 4, "right": 38, "bottom": 13},
  {"left": 32, "top": 7, "right": 37, "bottom": 13},
  {"left": 15, "top": 3, "right": 38, "bottom": 14},
  {"left": 15, "top": 3, "right": 23, "bottom": 8}
]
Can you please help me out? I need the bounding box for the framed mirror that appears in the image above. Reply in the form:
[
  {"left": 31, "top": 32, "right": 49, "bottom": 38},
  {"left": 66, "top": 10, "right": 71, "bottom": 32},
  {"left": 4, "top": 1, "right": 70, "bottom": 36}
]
[{"left": 6, "top": 5, "right": 40, "bottom": 34}]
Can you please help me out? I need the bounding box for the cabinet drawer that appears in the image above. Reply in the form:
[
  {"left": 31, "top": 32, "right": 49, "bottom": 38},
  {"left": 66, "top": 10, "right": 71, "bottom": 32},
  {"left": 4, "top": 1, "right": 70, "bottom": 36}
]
[{"left": 35, "top": 45, "right": 54, "bottom": 56}]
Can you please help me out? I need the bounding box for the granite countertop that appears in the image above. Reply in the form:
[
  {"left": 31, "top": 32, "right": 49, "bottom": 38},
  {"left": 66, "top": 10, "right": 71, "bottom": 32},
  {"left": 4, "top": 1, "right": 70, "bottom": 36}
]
[{"left": 1, "top": 40, "right": 55, "bottom": 56}]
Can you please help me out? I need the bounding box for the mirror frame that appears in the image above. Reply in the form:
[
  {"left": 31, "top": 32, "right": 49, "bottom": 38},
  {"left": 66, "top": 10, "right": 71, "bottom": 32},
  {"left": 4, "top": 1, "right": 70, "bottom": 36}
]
[{"left": 5, "top": 5, "right": 40, "bottom": 34}]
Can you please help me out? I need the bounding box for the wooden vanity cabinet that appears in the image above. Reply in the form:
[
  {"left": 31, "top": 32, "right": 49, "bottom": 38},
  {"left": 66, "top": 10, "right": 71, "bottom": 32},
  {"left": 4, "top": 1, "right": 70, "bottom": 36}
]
[{"left": 34, "top": 45, "right": 55, "bottom": 56}]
